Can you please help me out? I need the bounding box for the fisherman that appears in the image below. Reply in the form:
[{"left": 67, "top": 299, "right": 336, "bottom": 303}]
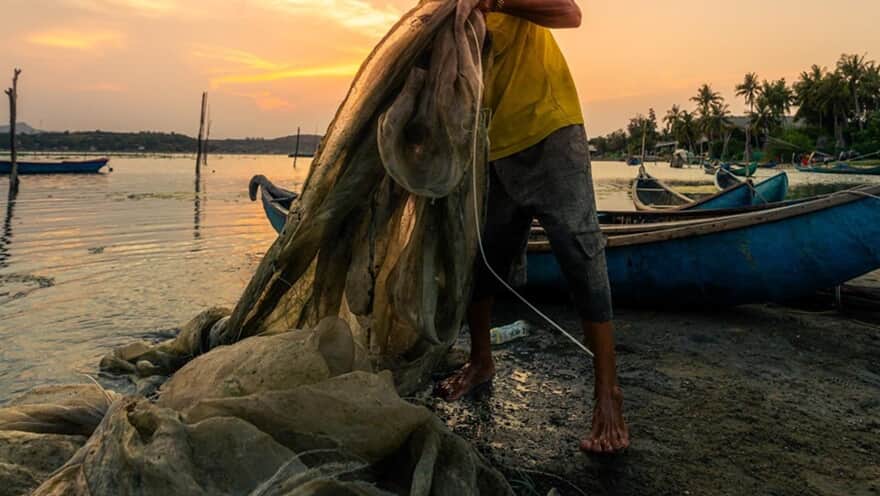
[{"left": 438, "top": 0, "right": 630, "bottom": 454}]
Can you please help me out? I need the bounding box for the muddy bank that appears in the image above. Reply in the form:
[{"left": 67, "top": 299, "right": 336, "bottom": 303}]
[{"left": 423, "top": 296, "right": 880, "bottom": 495}]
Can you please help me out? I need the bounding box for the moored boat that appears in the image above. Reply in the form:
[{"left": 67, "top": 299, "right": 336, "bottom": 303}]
[
  {"left": 250, "top": 174, "right": 880, "bottom": 307},
  {"left": 0, "top": 158, "right": 109, "bottom": 174},
  {"left": 248, "top": 175, "right": 298, "bottom": 233},
  {"left": 632, "top": 168, "right": 752, "bottom": 211},
  {"left": 714, "top": 170, "right": 789, "bottom": 205},
  {"left": 796, "top": 163, "right": 880, "bottom": 175},
  {"left": 725, "top": 162, "right": 759, "bottom": 177},
  {"left": 529, "top": 184, "right": 880, "bottom": 305}
]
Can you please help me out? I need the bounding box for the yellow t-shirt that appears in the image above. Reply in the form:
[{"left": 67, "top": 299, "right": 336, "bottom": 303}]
[{"left": 484, "top": 13, "right": 584, "bottom": 161}]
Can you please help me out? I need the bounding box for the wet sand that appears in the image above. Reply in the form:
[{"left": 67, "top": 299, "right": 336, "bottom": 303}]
[{"left": 425, "top": 296, "right": 880, "bottom": 495}]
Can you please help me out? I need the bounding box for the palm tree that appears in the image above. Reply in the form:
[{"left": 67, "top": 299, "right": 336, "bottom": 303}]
[
  {"left": 691, "top": 83, "right": 723, "bottom": 118},
  {"left": 679, "top": 111, "right": 697, "bottom": 152},
  {"left": 837, "top": 53, "right": 868, "bottom": 130},
  {"left": 764, "top": 79, "right": 794, "bottom": 118},
  {"left": 736, "top": 73, "right": 761, "bottom": 151},
  {"left": 860, "top": 62, "right": 880, "bottom": 114},
  {"left": 818, "top": 71, "right": 852, "bottom": 147},
  {"left": 664, "top": 105, "right": 683, "bottom": 136},
  {"left": 736, "top": 73, "right": 760, "bottom": 113},
  {"left": 690, "top": 84, "right": 723, "bottom": 153},
  {"left": 750, "top": 100, "right": 775, "bottom": 145},
  {"left": 795, "top": 65, "right": 827, "bottom": 129}
]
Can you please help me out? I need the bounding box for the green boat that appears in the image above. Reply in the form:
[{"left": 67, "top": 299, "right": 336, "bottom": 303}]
[{"left": 723, "top": 162, "right": 759, "bottom": 177}]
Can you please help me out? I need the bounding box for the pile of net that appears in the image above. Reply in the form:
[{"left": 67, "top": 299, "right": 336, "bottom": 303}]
[{"left": 0, "top": 0, "right": 516, "bottom": 494}]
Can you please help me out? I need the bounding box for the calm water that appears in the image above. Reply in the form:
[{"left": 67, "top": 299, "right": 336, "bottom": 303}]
[{"left": 1, "top": 157, "right": 878, "bottom": 402}]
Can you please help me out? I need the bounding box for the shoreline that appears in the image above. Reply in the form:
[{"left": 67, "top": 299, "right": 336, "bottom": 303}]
[{"left": 425, "top": 296, "right": 880, "bottom": 495}]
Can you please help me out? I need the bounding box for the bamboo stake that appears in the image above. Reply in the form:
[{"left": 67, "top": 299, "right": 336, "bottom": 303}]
[
  {"left": 204, "top": 103, "right": 211, "bottom": 168},
  {"left": 195, "top": 91, "right": 208, "bottom": 173},
  {"left": 293, "top": 126, "right": 301, "bottom": 169},
  {"left": 5, "top": 69, "right": 21, "bottom": 197}
]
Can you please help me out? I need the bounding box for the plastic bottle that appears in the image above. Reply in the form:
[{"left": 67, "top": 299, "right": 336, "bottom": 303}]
[{"left": 489, "top": 320, "right": 532, "bottom": 346}]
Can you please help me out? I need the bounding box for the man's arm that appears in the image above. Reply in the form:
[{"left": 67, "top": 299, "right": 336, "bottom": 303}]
[{"left": 479, "top": 0, "right": 581, "bottom": 28}]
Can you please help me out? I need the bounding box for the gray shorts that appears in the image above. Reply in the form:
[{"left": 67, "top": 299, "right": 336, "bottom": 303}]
[{"left": 473, "top": 125, "right": 613, "bottom": 322}]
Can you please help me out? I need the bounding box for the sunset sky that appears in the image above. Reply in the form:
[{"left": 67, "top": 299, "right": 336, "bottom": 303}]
[{"left": 2, "top": 0, "right": 878, "bottom": 139}]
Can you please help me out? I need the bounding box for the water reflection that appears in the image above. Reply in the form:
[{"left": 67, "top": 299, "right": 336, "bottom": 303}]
[
  {"left": 0, "top": 195, "right": 14, "bottom": 269},
  {"left": 194, "top": 174, "right": 203, "bottom": 241}
]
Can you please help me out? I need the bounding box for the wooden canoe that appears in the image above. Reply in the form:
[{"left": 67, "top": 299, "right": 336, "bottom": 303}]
[
  {"left": 796, "top": 163, "right": 880, "bottom": 175},
  {"left": 714, "top": 170, "right": 789, "bottom": 205},
  {"left": 632, "top": 169, "right": 753, "bottom": 211},
  {"left": 530, "top": 184, "right": 880, "bottom": 305},
  {"left": 725, "top": 162, "right": 759, "bottom": 177},
  {"left": 0, "top": 158, "right": 109, "bottom": 174}
]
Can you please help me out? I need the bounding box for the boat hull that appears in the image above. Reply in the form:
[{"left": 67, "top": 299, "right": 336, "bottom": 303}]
[
  {"left": 0, "top": 158, "right": 109, "bottom": 174},
  {"left": 715, "top": 171, "right": 789, "bottom": 205},
  {"left": 530, "top": 193, "right": 880, "bottom": 305}
]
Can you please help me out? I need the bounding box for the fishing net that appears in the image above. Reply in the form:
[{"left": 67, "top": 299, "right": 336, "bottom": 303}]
[
  {"left": 206, "top": 0, "right": 489, "bottom": 393},
  {"left": 0, "top": 1, "right": 514, "bottom": 494}
]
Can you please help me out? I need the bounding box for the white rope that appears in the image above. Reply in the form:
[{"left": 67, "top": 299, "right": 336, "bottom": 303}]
[
  {"left": 833, "top": 189, "right": 880, "bottom": 202},
  {"left": 467, "top": 19, "right": 594, "bottom": 359}
]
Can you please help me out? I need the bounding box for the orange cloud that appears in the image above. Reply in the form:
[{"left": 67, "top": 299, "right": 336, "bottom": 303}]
[
  {"left": 263, "top": 0, "right": 400, "bottom": 36},
  {"left": 62, "top": 0, "right": 176, "bottom": 16},
  {"left": 191, "top": 46, "right": 360, "bottom": 88},
  {"left": 27, "top": 29, "right": 125, "bottom": 50},
  {"left": 210, "top": 63, "right": 360, "bottom": 88},
  {"left": 191, "top": 47, "right": 286, "bottom": 72}
]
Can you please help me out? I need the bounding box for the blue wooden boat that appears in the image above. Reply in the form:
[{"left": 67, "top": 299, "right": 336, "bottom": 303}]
[
  {"left": 0, "top": 158, "right": 109, "bottom": 174},
  {"left": 250, "top": 174, "right": 880, "bottom": 306},
  {"left": 530, "top": 185, "right": 880, "bottom": 305},
  {"left": 714, "top": 170, "right": 789, "bottom": 205},
  {"left": 796, "top": 163, "right": 880, "bottom": 175},
  {"left": 249, "top": 175, "right": 298, "bottom": 233},
  {"left": 632, "top": 169, "right": 753, "bottom": 211},
  {"left": 626, "top": 157, "right": 642, "bottom": 166}
]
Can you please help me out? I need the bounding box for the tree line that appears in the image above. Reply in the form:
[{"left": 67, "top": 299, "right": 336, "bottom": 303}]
[
  {"left": 590, "top": 53, "right": 880, "bottom": 161},
  {"left": 0, "top": 130, "right": 322, "bottom": 155}
]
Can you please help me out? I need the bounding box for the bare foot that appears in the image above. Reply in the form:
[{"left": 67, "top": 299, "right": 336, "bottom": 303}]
[
  {"left": 580, "top": 385, "right": 629, "bottom": 454},
  {"left": 436, "top": 362, "right": 495, "bottom": 402}
]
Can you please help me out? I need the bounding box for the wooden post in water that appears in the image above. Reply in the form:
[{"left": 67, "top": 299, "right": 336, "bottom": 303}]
[
  {"left": 744, "top": 124, "right": 752, "bottom": 164},
  {"left": 195, "top": 91, "right": 208, "bottom": 173},
  {"left": 5, "top": 69, "right": 21, "bottom": 197},
  {"left": 203, "top": 110, "right": 212, "bottom": 171},
  {"left": 292, "top": 126, "right": 301, "bottom": 169}
]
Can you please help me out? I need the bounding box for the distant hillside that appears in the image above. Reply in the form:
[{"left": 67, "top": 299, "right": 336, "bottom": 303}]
[
  {"left": 0, "top": 122, "right": 42, "bottom": 135},
  {"left": 0, "top": 130, "right": 322, "bottom": 155}
]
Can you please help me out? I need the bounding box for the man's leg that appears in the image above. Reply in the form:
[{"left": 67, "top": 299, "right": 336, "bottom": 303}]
[
  {"left": 437, "top": 166, "right": 532, "bottom": 402},
  {"left": 436, "top": 297, "right": 496, "bottom": 401},
  {"left": 580, "top": 321, "right": 629, "bottom": 453},
  {"left": 514, "top": 125, "right": 628, "bottom": 453}
]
